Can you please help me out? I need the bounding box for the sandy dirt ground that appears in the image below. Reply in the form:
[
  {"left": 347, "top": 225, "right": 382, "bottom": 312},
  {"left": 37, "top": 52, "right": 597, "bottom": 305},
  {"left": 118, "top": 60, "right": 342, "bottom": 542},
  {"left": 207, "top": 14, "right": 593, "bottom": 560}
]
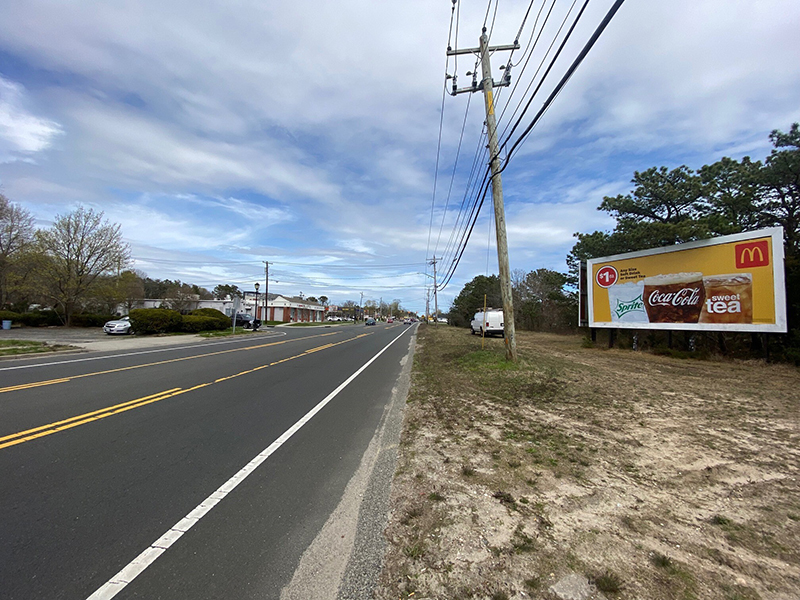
[{"left": 374, "top": 327, "right": 800, "bottom": 600}]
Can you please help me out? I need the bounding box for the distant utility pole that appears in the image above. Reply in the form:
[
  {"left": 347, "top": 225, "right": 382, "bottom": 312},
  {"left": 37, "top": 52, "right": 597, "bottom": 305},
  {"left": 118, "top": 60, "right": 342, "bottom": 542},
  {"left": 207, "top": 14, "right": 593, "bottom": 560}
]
[
  {"left": 428, "top": 257, "right": 439, "bottom": 324},
  {"left": 425, "top": 287, "right": 431, "bottom": 321},
  {"left": 447, "top": 28, "right": 518, "bottom": 361},
  {"left": 360, "top": 291, "right": 364, "bottom": 322}
]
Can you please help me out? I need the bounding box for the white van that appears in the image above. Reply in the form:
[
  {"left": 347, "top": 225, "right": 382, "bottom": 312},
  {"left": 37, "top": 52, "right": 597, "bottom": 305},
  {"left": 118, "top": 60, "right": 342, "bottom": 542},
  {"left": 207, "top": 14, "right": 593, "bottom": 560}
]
[{"left": 470, "top": 309, "right": 504, "bottom": 336}]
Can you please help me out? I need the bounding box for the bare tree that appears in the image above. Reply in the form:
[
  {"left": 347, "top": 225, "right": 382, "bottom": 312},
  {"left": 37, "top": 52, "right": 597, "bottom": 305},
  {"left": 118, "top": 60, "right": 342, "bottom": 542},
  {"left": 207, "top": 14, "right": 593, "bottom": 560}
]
[
  {"left": 163, "top": 285, "right": 199, "bottom": 313},
  {"left": 0, "top": 194, "right": 36, "bottom": 307},
  {"left": 35, "top": 206, "right": 130, "bottom": 325}
]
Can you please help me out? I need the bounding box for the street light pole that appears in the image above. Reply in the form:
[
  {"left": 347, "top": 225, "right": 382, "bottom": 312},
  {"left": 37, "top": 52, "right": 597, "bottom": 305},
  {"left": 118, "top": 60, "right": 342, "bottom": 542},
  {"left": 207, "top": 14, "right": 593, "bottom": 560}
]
[
  {"left": 254, "top": 282, "right": 260, "bottom": 323},
  {"left": 264, "top": 260, "right": 269, "bottom": 322}
]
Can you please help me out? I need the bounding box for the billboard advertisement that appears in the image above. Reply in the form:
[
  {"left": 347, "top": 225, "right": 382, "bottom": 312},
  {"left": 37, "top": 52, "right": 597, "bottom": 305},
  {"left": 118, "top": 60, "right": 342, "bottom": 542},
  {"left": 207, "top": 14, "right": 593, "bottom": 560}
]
[{"left": 586, "top": 227, "right": 786, "bottom": 332}]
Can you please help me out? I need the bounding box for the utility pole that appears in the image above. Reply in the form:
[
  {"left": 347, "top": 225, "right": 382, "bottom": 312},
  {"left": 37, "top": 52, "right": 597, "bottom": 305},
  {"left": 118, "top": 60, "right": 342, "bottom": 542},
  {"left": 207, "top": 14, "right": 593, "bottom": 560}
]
[
  {"left": 360, "top": 291, "right": 364, "bottom": 322},
  {"left": 447, "top": 28, "right": 518, "bottom": 361},
  {"left": 428, "top": 257, "right": 440, "bottom": 324},
  {"left": 425, "top": 287, "right": 431, "bottom": 322}
]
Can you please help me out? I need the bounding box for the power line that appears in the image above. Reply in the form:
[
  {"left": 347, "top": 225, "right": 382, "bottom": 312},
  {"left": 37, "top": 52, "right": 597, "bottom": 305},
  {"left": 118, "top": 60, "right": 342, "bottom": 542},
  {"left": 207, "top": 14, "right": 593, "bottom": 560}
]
[
  {"left": 502, "top": 0, "right": 627, "bottom": 165},
  {"left": 502, "top": 0, "right": 590, "bottom": 146},
  {"left": 134, "top": 257, "right": 424, "bottom": 269},
  {"left": 434, "top": 90, "right": 474, "bottom": 255},
  {"left": 426, "top": 0, "right": 459, "bottom": 266},
  {"left": 434, "top": 0, "right": 628, "bottom": 291},
  {"left": 496, "top": 0, "right": 567, "bottom": 138}
]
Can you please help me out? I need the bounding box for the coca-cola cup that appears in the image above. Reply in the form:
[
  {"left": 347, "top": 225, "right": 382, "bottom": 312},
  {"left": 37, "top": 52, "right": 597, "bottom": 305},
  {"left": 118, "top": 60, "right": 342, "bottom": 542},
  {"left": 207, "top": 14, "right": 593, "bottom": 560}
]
[{"left": 642, "top": 272, "right": 705, "bottom": 323}]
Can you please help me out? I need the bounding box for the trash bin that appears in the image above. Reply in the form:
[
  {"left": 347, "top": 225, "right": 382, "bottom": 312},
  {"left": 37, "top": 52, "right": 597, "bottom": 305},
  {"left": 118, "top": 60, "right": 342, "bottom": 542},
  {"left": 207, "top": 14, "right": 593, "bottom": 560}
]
[{"left": 1, "top": 320, "right": 11, "bottom": 330}]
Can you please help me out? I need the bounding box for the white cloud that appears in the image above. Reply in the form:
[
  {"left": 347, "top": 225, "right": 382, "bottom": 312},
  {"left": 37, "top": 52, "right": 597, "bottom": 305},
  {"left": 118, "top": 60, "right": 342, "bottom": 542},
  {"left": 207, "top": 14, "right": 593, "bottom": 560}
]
[
  {"left": 0, "top": 0, "right": 798, "bottom": 312},
  {"left": 0, "top": 76, "right": 62, "bottom": 162}
]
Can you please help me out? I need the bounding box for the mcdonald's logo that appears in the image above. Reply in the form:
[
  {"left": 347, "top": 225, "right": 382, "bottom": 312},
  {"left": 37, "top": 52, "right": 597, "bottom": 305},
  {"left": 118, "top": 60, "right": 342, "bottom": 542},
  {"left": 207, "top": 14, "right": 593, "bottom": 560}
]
[{"left": 735, "top": 240, "right": 769, "bottom": 268}]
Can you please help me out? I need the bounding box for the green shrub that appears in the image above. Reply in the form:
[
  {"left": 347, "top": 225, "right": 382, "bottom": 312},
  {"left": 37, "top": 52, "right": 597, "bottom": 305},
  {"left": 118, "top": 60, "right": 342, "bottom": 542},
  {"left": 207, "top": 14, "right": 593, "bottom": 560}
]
[
  {"left": 129, "top": 308, "right": 183, "bottom": 334},
  {"left": 18, "top": 310, "right": 62, "bottom": 327},
  {"left": 18, "top": 312, "right": 46, "bottom": 327},
  {"left": 189, "top": 308, "right": 230, "bottom": 329},
  {"left": 1, "top": 310, "right": 63, "bottom": 327},
  {"left": 0, "top": 310, "right": 21, "bottom": 323},
  {"left": 71, "top": 313, "right": 115, "bottom": 327},
  {"left": 181, "top": 315, "right": 227, "bottom": 333}
]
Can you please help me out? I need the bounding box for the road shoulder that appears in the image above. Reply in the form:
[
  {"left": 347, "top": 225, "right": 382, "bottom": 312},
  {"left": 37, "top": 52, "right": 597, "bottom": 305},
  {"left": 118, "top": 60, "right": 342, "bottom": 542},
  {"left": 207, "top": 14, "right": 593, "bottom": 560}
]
[{"left": 279, "top": 329, "right": 415, "bottom": 600}]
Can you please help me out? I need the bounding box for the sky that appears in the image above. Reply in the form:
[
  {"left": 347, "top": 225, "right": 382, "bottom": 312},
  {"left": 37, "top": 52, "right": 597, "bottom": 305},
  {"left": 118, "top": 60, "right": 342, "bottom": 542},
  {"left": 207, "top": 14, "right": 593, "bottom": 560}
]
[{"left": 0, "top": 0, "right": 798, "bottom": 314}]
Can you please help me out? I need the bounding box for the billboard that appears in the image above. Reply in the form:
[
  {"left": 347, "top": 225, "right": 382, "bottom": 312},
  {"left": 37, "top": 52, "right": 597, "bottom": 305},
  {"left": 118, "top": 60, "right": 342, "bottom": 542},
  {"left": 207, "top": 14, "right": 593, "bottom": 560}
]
[{"left": 586, "top": 227, "right": 786, "bottom": 332}]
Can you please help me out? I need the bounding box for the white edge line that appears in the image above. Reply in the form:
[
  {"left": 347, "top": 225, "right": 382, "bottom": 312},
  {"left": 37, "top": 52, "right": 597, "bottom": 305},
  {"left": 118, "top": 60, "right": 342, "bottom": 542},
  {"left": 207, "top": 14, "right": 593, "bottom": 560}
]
[
  {"left": 0, "top": 331, "right": 289, "bottom": 372},
  {"left": 86, "top": 326, "right": 412, "bottom": 600}
]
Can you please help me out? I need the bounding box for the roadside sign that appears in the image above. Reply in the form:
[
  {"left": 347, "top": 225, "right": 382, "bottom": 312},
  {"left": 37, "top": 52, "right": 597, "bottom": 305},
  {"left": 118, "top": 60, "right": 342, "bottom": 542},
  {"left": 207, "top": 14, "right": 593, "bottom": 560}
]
[{"left": 586, "top": 227, "right": 787, "bottom": 332}]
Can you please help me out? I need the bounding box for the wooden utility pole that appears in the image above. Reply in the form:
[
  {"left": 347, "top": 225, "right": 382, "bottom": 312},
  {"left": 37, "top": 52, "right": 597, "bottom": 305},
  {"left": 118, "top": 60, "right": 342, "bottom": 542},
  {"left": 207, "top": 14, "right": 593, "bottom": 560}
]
[
  {"left": 425, "top": 287, "right": 431, "bottom": 322},
  {"left": 429, "top": 257, "right": 439, "bottom": 324},
  {"left": 447, "top": 28, "right": 518, "bottom": 361}
]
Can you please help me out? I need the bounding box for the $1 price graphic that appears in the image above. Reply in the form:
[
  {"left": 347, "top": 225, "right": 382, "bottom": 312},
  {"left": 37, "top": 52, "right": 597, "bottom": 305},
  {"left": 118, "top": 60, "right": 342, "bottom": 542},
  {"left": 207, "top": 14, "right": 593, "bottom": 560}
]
[{"left": 596, "top": 266, "right": 618, "bottom": 288}]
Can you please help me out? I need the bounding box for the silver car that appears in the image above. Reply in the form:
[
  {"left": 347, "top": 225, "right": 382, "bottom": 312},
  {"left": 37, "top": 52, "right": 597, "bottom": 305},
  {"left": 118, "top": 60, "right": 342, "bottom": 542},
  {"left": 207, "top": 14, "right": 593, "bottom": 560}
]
[{"left": 103, "top": 316, "right": 132, "bottom": 335}]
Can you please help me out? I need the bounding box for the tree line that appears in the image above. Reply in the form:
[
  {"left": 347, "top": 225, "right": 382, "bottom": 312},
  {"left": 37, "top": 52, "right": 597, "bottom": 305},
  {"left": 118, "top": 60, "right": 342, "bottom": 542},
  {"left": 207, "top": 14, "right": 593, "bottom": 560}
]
[
  {"left": 448, "top": 270, "right": 576, "bottom": 331},
  {"left": 0, "top": 197, "right": 404, "bottom": 325}
]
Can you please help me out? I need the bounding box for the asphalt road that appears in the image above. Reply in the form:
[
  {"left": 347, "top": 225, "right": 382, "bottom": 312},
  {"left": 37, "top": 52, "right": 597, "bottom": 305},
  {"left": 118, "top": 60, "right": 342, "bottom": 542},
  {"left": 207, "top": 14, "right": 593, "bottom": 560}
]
[{"left": 0, "top": 323, "right": 416, "bottom": 600}]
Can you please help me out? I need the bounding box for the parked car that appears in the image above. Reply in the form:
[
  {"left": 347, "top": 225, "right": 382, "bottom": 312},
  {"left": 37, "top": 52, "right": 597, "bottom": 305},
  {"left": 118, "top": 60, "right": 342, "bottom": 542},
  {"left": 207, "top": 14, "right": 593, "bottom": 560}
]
[
  {"left": 234, "top": 313, "right": 261, "bottom": 329},
  {"left": 365, "top": 318, "right": 376, "bottom": 326},
  {"left": 103, "top": 316, "right": 132, "bottom": 335},
  {"left": 470, "top": 309, "right": 504, "bottom": 336}
]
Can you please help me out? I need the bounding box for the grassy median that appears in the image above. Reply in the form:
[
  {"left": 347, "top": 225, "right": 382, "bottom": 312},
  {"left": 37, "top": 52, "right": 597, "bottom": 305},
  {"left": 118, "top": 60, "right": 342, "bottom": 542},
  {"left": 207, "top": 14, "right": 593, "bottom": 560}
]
[{"left": 0, "top": 340, "right": 74, "bottom": 356}]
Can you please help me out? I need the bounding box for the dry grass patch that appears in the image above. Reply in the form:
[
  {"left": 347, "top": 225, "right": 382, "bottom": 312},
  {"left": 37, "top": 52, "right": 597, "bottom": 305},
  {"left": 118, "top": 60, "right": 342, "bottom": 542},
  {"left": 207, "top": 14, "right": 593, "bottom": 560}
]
[{"left": 376, "top": 325, "right": 800, "bottom": 600}]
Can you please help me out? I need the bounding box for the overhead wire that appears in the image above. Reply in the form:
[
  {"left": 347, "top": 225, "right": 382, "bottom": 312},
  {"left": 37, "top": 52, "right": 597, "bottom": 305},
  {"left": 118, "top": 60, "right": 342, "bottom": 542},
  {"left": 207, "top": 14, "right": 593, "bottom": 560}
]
[
  {"left": 135, "top": 257, "right": 425, "bottom": 269},
  {"left": 435, "top": 0, "right": 537, "bottom": 287},
  {"left": 501, "top": 0, "right": 589, "bottom": 145},
  {"left": 436, "top": 0, "right": 627, "bottom": 290},
  {"left": 441, "top": 0, "right": 588, "bottom": 285},
  {"left": 502, "top": 0, "right": 626, "bottom": 164},
  {"left": 495, "top": 0, "right": 563, "bottom": 135},
  {"left": 425, "top": 0, "right": 459, "bottom": 267},
  {"left": 434, "top": 90, "right": 473, "bottom": 255}
]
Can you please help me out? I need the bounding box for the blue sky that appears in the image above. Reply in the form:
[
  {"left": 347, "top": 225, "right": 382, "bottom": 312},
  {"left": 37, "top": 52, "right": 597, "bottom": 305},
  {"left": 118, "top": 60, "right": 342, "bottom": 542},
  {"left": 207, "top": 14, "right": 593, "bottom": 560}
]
[{"left": 0, "top": 0, "right": 798, "bottom": 314}]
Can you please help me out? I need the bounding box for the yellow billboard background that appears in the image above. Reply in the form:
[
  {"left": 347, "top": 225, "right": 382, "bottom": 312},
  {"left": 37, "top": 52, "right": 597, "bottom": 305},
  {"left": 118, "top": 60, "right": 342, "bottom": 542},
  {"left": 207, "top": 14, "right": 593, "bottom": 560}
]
[{"left": 591, "top": 234, "right": 777, "bottom": 326}]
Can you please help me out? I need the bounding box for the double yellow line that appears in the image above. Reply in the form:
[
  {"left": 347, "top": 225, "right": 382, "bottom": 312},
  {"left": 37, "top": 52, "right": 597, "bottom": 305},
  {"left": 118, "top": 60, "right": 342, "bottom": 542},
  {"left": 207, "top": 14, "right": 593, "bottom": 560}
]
[
  {"left": 0, "top": 331, "right": 344, "bottom": 396},
  {"left": 0, "top": 331, "right": 373, "bottom": 450},
  {"left": 0, "top": 388, "right": 186, "bottom": 450}
]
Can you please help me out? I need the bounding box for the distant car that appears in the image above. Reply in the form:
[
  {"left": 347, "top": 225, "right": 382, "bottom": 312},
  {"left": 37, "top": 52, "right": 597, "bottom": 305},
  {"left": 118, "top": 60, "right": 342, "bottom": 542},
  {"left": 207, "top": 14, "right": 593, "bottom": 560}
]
[
  {"left": 103, "top": 316, "right": 132, "bottom": 335},
  {"left": 403, "top": 318, "right": 411, "bottom": 325},
  {"left": 387, "top": 317, "right": 394, "bottom": 323},
  {"left": 365, "top": 318, "right": 376, "bottom": 326},
  {"left": 234, "top": 313, "right": 261, "bottom": 329}
]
